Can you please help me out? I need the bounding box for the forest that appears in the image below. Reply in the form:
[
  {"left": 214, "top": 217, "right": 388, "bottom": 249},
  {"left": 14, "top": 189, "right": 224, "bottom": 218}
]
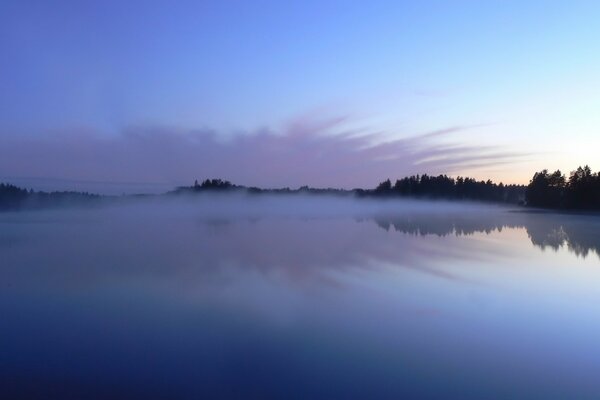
[
  {"left": 0, "top": 183, "right": 101, "bottom": 211},
  {"left": 370, "top": 174, "right": 525, "bottom": 203},
  {"left": 526, "top": 166, "right": 600, "bottom": 210}
]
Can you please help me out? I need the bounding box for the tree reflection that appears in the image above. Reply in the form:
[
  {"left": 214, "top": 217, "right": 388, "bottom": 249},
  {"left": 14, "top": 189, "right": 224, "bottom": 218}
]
[
  {"left": 371, "top": 211, "right": 600, "bottom": 259},
  {"left": 2, "top": 201, "right": 599, "bottom": 297}
]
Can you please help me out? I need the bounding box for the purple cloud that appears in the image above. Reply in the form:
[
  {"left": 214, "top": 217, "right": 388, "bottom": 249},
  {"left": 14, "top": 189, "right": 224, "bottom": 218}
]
[{"left": 0, "top": 116, "right": 523, "bottom": 193}]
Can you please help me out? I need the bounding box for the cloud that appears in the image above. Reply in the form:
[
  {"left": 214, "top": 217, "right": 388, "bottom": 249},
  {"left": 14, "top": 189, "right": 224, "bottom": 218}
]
[{"left": 0, "top": 116, "right": 524, "bottom": 193}]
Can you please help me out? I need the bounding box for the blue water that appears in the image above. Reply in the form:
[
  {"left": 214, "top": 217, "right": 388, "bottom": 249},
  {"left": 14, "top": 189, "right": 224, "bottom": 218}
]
[{"left": 1, "top": 197, "right": 600, "bottom": 399}]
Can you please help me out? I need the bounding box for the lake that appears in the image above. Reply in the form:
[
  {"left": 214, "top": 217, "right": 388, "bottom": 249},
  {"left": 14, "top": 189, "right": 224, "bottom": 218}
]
[{"left": 2, "top": 195, "right": 600, "bottom": 399}]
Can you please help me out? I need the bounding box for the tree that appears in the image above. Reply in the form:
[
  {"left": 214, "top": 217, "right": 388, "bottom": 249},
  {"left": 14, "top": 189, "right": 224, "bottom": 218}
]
[
  {"left": 526, "top": 166, "right": 599, "bottom": 210},
  {"left": 375, "top": 179, "right": 392, "bottom": 192}
]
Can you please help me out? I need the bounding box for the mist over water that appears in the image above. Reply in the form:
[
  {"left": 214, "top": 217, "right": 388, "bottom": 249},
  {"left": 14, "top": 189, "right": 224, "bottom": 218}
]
[{"left": 2, "top": 196, "right": 600, "bottom": 399}]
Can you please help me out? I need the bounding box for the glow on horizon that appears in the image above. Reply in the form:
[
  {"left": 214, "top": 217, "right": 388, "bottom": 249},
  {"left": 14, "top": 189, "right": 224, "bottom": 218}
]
[{"left": 1, "top": 1, "right": 599, "bottom": 190}]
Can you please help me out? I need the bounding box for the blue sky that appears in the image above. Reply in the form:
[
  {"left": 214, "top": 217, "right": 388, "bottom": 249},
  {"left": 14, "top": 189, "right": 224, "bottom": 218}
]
[{"left": 1, "top": 1, "right": 599, "bottom": 191}]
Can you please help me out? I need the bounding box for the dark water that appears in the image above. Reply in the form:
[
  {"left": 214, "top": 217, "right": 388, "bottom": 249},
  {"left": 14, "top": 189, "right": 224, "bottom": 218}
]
[{"left": 1, "top": 196, "right": 600, "bottom": 399}]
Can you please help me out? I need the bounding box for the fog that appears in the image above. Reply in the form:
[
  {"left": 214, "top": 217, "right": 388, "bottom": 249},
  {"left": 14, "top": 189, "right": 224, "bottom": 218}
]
[{"left": 2, "top": 195, "right": 599, "bottom": 289}]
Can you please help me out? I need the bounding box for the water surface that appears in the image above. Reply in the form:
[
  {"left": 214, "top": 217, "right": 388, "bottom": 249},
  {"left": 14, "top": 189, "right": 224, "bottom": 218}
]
[{"left": 2, "top": 196, "right": 600, "bottom": 399}]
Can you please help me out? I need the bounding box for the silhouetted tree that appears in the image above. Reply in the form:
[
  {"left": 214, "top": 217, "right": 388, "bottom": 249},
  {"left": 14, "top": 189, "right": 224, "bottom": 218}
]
[
  {"left": 375, "top": 179, "right": 392, "bottom": 193},
  {"left": 373, "top": 174, "right": 525, "bottom": 203},
  {"left": 195, "top": 178, "right": 234, "bottom": 190},
  {"left": 0, "top": 183, "right": 101, "bottom": 211},
  {"left": 526, "top": 166, "right": 600, "bottom": 210},
  {"left": 0, "top": 183, "right": 30, "bottom": 210}
]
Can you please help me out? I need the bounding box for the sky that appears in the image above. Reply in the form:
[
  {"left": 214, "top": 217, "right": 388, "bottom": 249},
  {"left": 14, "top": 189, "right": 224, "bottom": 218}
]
[{"left": 1, "top": 1, "right": 599, "bottom": 193}]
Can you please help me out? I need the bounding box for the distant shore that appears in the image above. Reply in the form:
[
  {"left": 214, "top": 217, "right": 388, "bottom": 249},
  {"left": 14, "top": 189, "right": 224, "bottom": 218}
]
[{"left": 2, "top": 166, "right": 599, "bottom": 212}]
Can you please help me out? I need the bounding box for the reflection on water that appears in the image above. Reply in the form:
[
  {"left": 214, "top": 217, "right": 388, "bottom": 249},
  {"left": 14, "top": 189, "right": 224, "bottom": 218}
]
[
  {"left": 1, "top": 196, "right": 600, "bottom": 399},
  {"left": 372, "top": 210, "right": 600, "bottom": 259}
]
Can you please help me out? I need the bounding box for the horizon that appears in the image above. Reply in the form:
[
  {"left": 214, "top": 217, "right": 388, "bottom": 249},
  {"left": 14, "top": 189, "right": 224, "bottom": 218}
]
[{"left": 1, "top": 169, "right": 532, "bottom": 196}]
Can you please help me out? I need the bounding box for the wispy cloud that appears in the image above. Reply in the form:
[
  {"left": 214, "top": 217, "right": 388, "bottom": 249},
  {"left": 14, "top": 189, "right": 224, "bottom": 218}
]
[{"left": 0, "top": 116, "right": 525, "bottom": 193}]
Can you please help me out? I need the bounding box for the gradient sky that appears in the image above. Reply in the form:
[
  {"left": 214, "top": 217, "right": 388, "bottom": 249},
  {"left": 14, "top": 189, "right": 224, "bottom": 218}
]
[{"left": 1, "top": 1, "right": 599, "bottom": 193}]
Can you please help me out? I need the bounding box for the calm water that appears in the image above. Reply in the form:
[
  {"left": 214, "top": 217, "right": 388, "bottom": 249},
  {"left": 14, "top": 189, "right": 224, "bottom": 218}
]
[{"left": 1, "top": 196, "right": 600, "bottom": 399}]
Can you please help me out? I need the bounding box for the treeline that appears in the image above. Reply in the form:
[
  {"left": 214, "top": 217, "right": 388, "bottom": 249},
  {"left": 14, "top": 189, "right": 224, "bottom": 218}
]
[
  {"left": 4, "top": 167, "right": 599, "bottom": 211},
  {"left": 0, "top": 183, "right": 30, "bottom": 210},
  {"left": 194, "top": 179, "right": 236, "bottom": 190},
  {"left": 0, "top": 183, "right": 101, "bottom": 211},
  {"left": 173, "top": 179, "right": 348, "bottom": 196},
  {"left": 369, "top": 174, "right": 525, "bottom": 203},
  {"left": 175, "top": 175, "right": 526, "bottom": 203},
  {"left": 526, "top": 166, "right": 600, "bottom": 210}
]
